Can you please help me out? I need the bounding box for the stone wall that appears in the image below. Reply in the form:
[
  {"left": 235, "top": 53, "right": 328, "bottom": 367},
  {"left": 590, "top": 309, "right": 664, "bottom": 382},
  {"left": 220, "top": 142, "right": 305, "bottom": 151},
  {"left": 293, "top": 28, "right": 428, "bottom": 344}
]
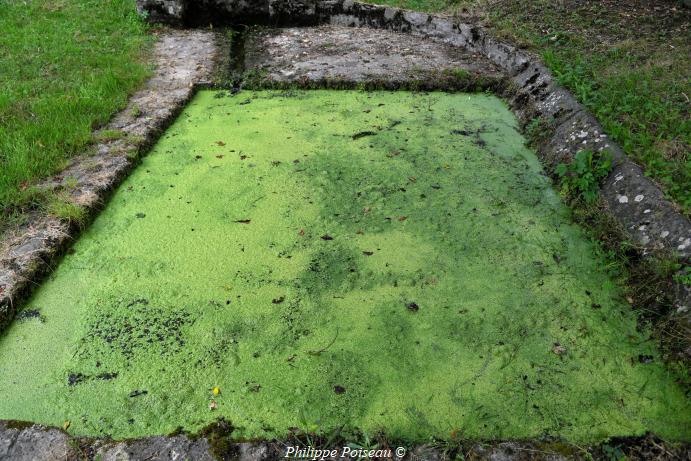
[{"left": 135, "top": 0, "right": 319, "bottom": 25}]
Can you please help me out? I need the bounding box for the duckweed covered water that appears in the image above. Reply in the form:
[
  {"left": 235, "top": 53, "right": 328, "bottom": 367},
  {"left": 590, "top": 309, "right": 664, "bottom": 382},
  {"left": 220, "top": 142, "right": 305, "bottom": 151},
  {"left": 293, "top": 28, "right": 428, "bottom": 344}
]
[{"left": 0, "top": 90, "right": 688, "bottom": 442}]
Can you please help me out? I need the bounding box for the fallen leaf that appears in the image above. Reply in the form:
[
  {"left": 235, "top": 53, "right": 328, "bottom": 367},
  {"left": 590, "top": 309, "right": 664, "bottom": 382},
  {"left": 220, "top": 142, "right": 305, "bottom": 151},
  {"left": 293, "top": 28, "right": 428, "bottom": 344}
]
[
  {"left": 63, "top": 420, "right": 71, "bottom": 430},
  {"left": 408, "top": 176, "right": 417, "bottom": 183},
  {"left": 215, "top": 141, "right": 226, "bottom": 146},
  {"left": 363, "top": 206, "right": 371, "bottom": 213},
  {"left": 216, "top": 154, "right": 224, "bottom": 159},
  {"left": 298, "top": 229, "right": 305, "bottom": 236},
  {"left": 398, "top": 216, "right": 408, "bottom": 222},
  {"left": 209, "top": 400, "right": 218, "bottom": 410},
  {"left": 387, "top": 150, "right": 400, "bottom": 158}
]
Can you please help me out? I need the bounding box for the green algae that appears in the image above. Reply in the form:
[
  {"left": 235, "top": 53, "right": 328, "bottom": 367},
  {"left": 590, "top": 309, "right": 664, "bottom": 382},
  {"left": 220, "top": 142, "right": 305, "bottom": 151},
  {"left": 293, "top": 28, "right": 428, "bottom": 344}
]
[{"left": 0, "top": 90, "right": 688, "bottom": 443}]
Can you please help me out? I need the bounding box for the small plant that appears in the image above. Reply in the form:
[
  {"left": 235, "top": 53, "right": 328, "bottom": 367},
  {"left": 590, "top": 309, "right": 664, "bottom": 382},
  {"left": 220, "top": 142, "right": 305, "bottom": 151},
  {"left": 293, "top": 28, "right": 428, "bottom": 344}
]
[
  {"left": 92, "top": 129, "right": 126, "bottom": 143},
  {"left": 64, "top": 176, "right": 78, "bottom": 190},
  {"left": 556, "top": 149, "right": 612, "bottom": 203},
  {"left": 242, "top": 68, "right": 269, "bottom": 89},
  {"left": 673, "top": 266, "right": 691, "bottom": 287},
  {"left": 130, "top": 105, "right": 142, "bottom": 118},
  {"left": 525, "top": 116, "right": 554, "bottom": 147},
  {"left": 47, "top": 195, "right": 86, "bottom": 226},
  {"left": 601, "top": 443, "right": 626, "bottom": 461}
]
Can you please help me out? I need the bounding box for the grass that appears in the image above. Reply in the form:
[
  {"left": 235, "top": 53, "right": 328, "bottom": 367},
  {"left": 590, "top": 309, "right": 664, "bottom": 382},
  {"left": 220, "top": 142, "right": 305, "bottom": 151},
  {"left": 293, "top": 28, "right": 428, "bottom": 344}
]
[
  {"left": 361, "top": 0, "right": 458, "bottom": 11},
  {"left": 0, "top": 90, "right": 688, "bottom": 442},
  {"left": 365, "top": 0, "right": 691, "bottom": 213},
  {"left": 0, "top": 0, "right": 151, "bottom": 230}
]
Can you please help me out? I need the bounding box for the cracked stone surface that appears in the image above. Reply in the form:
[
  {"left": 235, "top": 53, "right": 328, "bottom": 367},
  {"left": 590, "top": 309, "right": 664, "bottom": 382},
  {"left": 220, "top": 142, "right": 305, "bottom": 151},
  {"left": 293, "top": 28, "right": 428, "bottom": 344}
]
[
  {"left": 244, "top": 25, "right": 502, "bottom": 82},
  {"left": 0, "top": 421, "right": 215, "bottom": 461}
]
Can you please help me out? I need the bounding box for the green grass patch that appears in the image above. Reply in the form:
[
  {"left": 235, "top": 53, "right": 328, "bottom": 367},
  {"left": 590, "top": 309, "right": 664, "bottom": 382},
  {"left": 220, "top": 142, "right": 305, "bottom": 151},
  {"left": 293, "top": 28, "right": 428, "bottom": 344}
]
[
  {"left": 0, "top": 90, "right": 688, "bottom": 442},
  {"left": 363, "top": 0, "right": 691, "bottom": 212},
  {"left": 360, "top": 0, "right": 462, "bottom": 11},
  {"left": 0, "top": 0, "right": 151, "bottom": 226}
]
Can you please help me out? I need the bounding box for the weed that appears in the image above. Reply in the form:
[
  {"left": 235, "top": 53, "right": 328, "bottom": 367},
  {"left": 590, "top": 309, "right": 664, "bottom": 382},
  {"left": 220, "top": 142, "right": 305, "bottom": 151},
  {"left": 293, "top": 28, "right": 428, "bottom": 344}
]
[
  {"left": 92, "top": 130, "right": 126, "bottom": 143},
  {"left": 601, "top": 443, "right": 626, "bottom": 461},
  {"left": 64, "top": 176, "right": 79, "bottom": 190},
  {"left": 130, "top": 105, "right": 143, "bottom": 118},
  {"left": 672, "top": 266, "right": 690, "bottom": 287},
  {"left": 556, "top": 150, "right": 612, "bottom": 203},
  {"left": 242, "top": 68, "right": 270, "bottom": 89},
  {"left": 47, "top": 195, "right": 86, "bottom": 226},
  {"left": 524, "top": 116, "right": 554, "bottom": 147}
]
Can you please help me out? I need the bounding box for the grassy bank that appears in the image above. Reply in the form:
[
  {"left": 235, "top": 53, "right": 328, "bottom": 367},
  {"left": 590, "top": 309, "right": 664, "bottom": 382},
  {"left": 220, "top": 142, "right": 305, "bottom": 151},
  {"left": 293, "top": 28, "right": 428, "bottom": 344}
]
[
  {"left": 368, "top": 0, "right": 691, "bottom": 212},
  {"left": 0, "top": 0, "right": 151, "bottom": 230}
]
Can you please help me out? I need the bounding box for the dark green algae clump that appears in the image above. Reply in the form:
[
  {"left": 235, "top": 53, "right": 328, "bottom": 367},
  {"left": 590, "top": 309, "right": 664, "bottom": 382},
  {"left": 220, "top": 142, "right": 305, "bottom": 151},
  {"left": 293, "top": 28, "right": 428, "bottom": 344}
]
[{"left": 0, "top": 90, "right": 688, "bottom": 442}]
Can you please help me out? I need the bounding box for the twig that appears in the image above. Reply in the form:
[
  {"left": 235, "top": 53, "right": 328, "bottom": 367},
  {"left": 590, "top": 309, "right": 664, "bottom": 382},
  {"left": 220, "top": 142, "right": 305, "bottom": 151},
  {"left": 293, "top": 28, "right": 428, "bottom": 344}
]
[{"left": 307, "top": 327, "right": 339, "bottom": 356}]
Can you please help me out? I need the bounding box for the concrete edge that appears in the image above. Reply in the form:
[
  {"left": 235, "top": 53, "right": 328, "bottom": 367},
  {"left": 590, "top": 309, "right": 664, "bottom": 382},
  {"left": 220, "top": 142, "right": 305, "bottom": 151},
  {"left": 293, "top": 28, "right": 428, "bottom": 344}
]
[{"left": 2, "top": 420, "right": 689, "bottom": 461}]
